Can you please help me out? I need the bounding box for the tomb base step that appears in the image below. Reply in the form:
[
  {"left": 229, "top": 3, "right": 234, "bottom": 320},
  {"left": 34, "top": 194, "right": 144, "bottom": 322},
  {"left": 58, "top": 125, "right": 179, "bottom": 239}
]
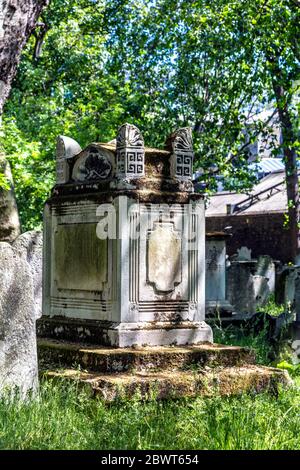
[
  {"left": 38, "top": 338, "right": 256, "bottom": 373},
  {"left": 37, "top": 317, "right": 213, "bottom": 347},
  {"left": 42, "top": 366, "right": 291, "bottom": 402}
]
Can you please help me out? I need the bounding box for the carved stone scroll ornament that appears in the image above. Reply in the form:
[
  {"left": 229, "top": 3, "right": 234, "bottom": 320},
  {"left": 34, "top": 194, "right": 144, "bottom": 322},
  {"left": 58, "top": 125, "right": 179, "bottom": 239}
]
[
  {"left": 166, "top": 128, "right": 194, "bottom": 181},
  {"left": 116, "top": 123, "right": 145, "bottom": 178}
]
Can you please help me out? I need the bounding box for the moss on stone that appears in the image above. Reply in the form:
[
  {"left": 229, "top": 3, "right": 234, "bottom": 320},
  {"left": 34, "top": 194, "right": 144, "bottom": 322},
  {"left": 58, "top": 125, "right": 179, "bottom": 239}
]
[
  {"left": 44, "top": 365, "right": 292, "bottom": 402},
  {"left": 38, "top": 339, "right": 256, "bottom": 374}
]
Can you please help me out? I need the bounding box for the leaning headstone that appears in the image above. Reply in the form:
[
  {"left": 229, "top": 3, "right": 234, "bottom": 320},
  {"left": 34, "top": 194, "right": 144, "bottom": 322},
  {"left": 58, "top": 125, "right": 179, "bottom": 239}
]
[
  {"left": 227, "top": 251, "right": 276, "bottom": 315},
  {"left": 252, "top": 275, "right": 270, "bottom": 307},
  {"left": 227, "top": 262, "right": 255, "bottom": 314},
  {"left": 256, "top": 255, "right": 276, "bottom": 293},
  {"left": 13, "top": 230, "right": 43, "bottom": 319},
  {"left": 0, "top": 242, "right": 38, "bottom": 395},
  {"left": 56, "top": 135, "right": 82, "bottom": 184},
  {"left": 227, "top": 261, "right": 270, "bottom": 315},
  {"left": 285, "top": 268, "right": 297, "bottom": 310}
]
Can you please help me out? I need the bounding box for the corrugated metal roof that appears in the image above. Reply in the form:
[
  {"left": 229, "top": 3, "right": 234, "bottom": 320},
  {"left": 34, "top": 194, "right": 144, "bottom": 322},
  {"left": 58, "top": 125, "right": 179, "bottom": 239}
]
[
  {"left": 206, "top": 170, "right": 294, "bottom": 216},
  {"left": 249, "top": 158, "right": 285, "bottom": 174}
]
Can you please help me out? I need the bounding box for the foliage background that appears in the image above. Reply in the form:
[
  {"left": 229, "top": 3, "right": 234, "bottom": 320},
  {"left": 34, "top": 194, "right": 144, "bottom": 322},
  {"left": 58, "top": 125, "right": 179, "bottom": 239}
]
[{"left": 0, "top": 0, "right": 299, "bottom": 231}]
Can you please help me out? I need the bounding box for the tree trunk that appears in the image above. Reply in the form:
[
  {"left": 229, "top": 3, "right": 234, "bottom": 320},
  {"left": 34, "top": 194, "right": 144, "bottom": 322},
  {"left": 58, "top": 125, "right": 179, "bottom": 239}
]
[
  {"left": 0, "top": 0, "right": 49, "bottom": 115},
  {"left": 0, "top": 154, "right": 21, "bottom": 241},
  {"left": 273, "top": 82, "right": 300, "bottom": 263},
  {"left": 0, "top": 0, "right": 48, "bottom": 241}
]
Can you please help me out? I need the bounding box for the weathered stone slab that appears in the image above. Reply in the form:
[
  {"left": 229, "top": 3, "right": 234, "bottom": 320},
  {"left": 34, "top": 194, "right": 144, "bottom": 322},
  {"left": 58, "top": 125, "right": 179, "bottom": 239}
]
[
  {"left": 37, "top": 317, "right": 213, "bottom": 347},
  {"left": 38, "top": 336, "right": 291, "bottom": 402},
  {"left": 13, "top": 230, "right": 43, "bottom": 319},
  {"left": 255, "top": 255, "right": 276, "bottom": 293},
  {"left": 205, "top": 233, "right": 233, "bottom": 316},
  {"left": 227, "top": 258, "right": 272, "bottom": 315},
  {"left": 0, "top": 242, "right": 38, "bottom": 395}
]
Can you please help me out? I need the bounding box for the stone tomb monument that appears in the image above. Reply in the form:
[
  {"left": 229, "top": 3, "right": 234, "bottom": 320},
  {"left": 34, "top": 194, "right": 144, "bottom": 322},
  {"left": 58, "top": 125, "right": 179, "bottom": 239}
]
[
  {"left": 39, "top": 124, "right": 212, "bottom": 347},
  {"left": 38, "top": 124, "right": 290, "bottom": 400}
]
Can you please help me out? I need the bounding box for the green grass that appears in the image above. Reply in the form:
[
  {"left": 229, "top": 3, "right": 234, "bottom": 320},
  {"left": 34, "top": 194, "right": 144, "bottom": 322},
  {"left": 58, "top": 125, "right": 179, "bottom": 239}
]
[
  {"left": 1, "top": 304, "right": 299, "bottom": 450},
  {"left": 213, "top": 322, "right": 273, "bottom": 365},
  {"left": 213, "top": 319, "right": 300, "bottom": 378},
  {"left": 0, "top": 378, "right": 299, "bottom": 450}
]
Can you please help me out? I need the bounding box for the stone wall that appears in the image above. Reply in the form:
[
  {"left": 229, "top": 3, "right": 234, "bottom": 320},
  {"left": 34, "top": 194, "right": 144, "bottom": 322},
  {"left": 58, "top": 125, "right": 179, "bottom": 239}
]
[{"left": 206, "top": 212, "right": 292, "bottom": 263}]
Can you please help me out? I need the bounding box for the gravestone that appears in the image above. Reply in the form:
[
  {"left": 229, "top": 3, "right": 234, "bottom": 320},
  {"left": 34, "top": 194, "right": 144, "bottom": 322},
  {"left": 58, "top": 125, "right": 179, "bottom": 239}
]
[
  {"left": 227, "top": 253, "right": 275, "bottom": 315},
  {"left": 39, "top": 125, "right": 212, "bottom": 347},
  {"left": 13, "top": 230, "right": 43, "bottom": 319},
  {"left": 278, "top": 265, "right": 300, "bottom": 321},
  {"left": 255, "top": 255, "right": 276, "bottom": 293},
  {"left": 0, "top": 242, "right": 38, "bottom": 395},
  {"left": 205, "top": 232, "right": 233, "bottom": 316}
]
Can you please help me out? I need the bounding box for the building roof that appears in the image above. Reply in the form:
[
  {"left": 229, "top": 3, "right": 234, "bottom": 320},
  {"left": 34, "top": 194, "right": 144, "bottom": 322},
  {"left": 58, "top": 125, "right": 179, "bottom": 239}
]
[
  {"left": 206, "top": 170, "right": 293, "bottom": 216},
  {"left": 248, "top": 158, "right": 285, "bottom": 174}
]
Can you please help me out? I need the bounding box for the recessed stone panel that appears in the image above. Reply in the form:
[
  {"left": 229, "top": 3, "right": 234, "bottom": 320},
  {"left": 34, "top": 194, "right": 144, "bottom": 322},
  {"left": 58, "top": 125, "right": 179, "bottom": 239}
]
[
  {"left": 147, "top": 222, "right": 182, "bottom": 292},
  {"left": 54, "top": 223, "right": 107, "bottom": 292}
]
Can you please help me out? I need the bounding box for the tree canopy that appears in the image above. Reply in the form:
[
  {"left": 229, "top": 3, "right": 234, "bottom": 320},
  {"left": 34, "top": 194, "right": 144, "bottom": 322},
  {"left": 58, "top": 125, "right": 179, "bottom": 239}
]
[{"left": 0, "top": 0, "right": 299, "bottom": 235}]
